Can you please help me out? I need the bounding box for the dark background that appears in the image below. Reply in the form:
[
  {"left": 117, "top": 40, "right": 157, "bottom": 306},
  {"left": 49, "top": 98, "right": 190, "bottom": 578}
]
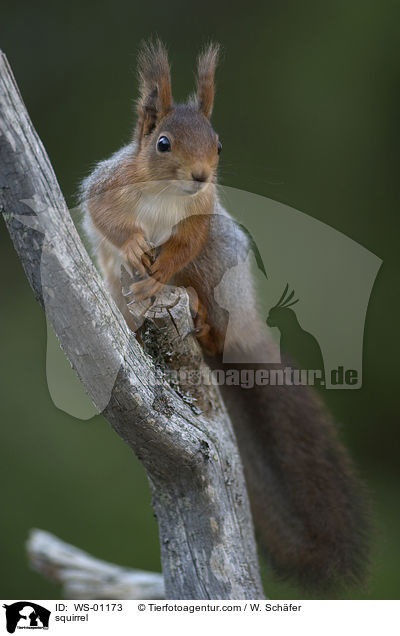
[{"left": 1, "top": 0, "right": 399, "bottom": 599}]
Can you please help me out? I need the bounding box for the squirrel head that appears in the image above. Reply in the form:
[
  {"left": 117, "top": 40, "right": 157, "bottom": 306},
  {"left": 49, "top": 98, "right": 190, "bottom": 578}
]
[{"left": 133, "top": 40, "right": 221, "bottom": 196}]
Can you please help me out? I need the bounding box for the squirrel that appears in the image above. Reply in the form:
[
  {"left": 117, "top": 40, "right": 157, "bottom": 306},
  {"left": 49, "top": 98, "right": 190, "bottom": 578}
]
[{"left": 80, "top": 40, "right": 370, "bottom": 591}]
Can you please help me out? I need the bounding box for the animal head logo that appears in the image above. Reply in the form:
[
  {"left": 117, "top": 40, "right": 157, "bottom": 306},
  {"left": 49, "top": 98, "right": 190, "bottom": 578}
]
[{"left": 2, "top": 602, "right": 50, "bottom": 633}]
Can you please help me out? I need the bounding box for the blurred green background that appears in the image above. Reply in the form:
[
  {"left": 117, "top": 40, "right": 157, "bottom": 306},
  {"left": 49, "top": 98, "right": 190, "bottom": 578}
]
[{"left": 1, "top": 0, "right": 399, "bottom": 599}]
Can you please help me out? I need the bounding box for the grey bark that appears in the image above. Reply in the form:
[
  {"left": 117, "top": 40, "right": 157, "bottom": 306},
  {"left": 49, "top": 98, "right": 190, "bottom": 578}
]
[{"left": 0, "top": 50, "right": 264, "bottom": 599}]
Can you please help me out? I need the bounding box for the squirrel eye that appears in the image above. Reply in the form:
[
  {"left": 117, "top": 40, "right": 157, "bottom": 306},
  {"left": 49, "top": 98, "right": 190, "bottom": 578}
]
[
  {"left": 217, "top": 140, "right": 222, "bottom": 155},
  {"left": 157, "top": 136, "right": 171, "bottom": 152}
]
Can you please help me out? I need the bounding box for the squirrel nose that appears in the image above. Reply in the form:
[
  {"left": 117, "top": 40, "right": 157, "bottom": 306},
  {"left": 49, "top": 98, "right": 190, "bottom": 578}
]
[{"left": 191, "top": 171, "right": 208, "bottom": 183}]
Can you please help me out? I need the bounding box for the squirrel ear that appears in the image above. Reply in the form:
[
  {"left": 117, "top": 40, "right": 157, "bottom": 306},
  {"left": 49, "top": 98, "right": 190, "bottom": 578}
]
[
  {"left": 195, "top": 43, "right": 220, "bottom": 119},
  {"left": 135, "top": 39, "right": 173, "bottom": 141}
]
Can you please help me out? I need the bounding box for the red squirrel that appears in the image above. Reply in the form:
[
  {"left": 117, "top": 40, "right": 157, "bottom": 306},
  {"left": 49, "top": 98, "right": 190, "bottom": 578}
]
[{"left": 81, "top": 40, "right": 369, "bottom": 590}]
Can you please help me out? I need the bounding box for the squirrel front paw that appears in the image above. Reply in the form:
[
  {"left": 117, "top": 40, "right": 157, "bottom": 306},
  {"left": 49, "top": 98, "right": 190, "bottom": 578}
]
[
  {"left": 130, "top": 258, "right": 174, "bottom": 301},
  {"left": 130, "top": 276, "right": 165, "bottom": 301},
  {"left": 122, "top": 232, "right": 152, "bottom": 277}
]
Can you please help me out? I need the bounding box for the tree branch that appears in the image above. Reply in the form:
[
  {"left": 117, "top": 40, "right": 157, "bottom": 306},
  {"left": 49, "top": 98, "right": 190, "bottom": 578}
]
[
  {"left": 0, "top": 50, "right": 264, "bottom": 599},
  {"left": 27, "top": 529, "right": 165, "bottom": 600}
]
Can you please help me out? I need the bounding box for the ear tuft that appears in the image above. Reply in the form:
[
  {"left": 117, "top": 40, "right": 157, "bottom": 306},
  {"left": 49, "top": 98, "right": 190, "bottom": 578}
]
[
  {"left": 135, "top": 39, "right": 173, "bottom": 141},
  {"left": 196, "top": 42, "right": 220, "bottom": 119}
]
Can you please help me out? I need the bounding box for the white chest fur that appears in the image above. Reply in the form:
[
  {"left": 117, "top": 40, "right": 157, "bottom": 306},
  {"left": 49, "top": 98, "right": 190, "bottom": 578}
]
[{"left": 135, "top": 191, "right": 188, "bottom": 247}]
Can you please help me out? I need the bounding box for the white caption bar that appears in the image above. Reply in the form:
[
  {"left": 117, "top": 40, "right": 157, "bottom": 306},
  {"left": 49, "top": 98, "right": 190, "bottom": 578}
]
[{"left": 1, "top": 600, "right": 397, "bottom": 635}]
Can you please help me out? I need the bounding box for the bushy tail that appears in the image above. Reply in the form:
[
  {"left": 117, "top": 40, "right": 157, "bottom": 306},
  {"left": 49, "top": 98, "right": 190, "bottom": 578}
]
[{"left": 213, "top": 358, "right": 370, "bottom": 590}]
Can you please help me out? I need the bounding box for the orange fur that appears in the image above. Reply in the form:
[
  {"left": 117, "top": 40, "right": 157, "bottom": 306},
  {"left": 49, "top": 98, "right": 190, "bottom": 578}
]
[{"left": 85, "top": 40, "right": 220, "bottom": 315}]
